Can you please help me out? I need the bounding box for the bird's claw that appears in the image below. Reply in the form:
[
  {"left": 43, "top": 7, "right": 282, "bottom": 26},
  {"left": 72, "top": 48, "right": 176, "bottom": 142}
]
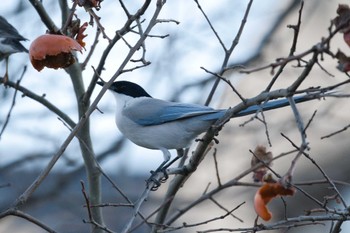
[
  {"left": 147, "top": 168, "right": 169, "bottom": 191},
  {"left": 148, "top": 177, "right": 161, "bottom": 191}
]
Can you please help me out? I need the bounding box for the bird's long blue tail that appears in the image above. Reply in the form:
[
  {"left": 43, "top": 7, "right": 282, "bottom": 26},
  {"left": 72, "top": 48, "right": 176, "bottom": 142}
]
[{"left": 236, "top": 94, "right": 321, "bottom": 117}]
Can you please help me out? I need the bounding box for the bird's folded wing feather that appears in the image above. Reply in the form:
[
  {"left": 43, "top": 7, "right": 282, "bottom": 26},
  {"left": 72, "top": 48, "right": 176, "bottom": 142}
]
[{"left": 123, "top": 98, "right": 225, "bottom": 126}]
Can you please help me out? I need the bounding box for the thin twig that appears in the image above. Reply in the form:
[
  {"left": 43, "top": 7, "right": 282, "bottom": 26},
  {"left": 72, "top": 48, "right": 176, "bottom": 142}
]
[
  {"left": 264, "top": 1, "right": 304, "bottom": 92},
  {"left": 28, "top": 0, "right": 60, "bottom": 32},
  {"left": 0, "top": 77, "right": 76, "bottom": 129},
  {"left": 0, "top": 66, "right": 26, "bottom": 139},
  {"left": 281, "top": 133, "right": 345, "bottom": 211},
  {"left": 81, "top": 181, "right": 93, "bottom": 221},
  {"left": 321, "top": 123, "right": 350, "bottom": 139},
  {"left": 87, "top": 8, "right": 111, "bottom": 42},
  {"left": 287, "top": 96, "right": 307, "bottom": 145},
  {"left": 61, "top": 0, "right": 78, "bottom": 33},
  {"left": 81, "top": 27, "right": 101, "bottom": 70},
  {"left": 200, "top": 66, "right": 245, "bottom": 102},
  {"left": 205, "top": 0, "right": 254, "bottom": 106},
  {"left": 303, "top": 110, "right": 317, "bottom": 134},
  {"left": 212, "top": 148, "right": 222, "bottom": 187},
  {"left": 288, "top": 1, "right": 304, "bottom": 56},
  {"left": 0, "top": 209, "right": 57, "bottom": 233},
  {"left": 129, "top": 196, "right": 175, "bottom": 232},
  {"left": 120, "top": 185, "right": 153, "bottom": 233},
  {"left": 209, "top": 198, "right": 244, "bottom": 223},
  {"left": 81, "top": 181, "right": 115, "bottom": 233},
  {"left": 258, "top": 112, "right": 272, "bottom": 147},
  {"left": 161, "top": 202, "right": 246, "bottom": 232},
  {"left": 193, "top": 0, "right": 226, "bottom": 51}
]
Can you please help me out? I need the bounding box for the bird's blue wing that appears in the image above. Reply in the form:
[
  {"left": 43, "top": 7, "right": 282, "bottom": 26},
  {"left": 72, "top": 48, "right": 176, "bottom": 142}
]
[
  {"left": 149, "top": 103, "right": 225, "bottom": 124},
  {"left": 123, "top": 98, "right": 226, "bottom": 126}
]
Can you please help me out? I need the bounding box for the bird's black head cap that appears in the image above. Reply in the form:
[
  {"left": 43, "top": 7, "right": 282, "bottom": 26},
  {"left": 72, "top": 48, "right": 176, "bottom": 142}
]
[{"left": 97, "top": 81, "right": 152, "bottom": 98}]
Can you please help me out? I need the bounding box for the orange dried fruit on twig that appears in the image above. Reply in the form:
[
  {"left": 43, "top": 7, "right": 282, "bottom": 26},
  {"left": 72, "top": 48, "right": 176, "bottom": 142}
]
[
  {"left": 29, "top": 34, "right": 83, "bottom": 71},
  {"left": 334, "top": 4, "right": 350, "bottom": 33},
  {"left": 251, "top": 145, "right": 273, "bottom": 182},
  {"left": 333, "top": 4, "right": 350, "bottom": 48},
  {"left": 254, "top": 182, "right": 295, "bottom": 221},
  {"left": 335, "top": 50, "right": 350, "bottom": 72},
  {"left": 77, "top": 0, "right": 103, "bottom": 10},
  {"left": 344, "top": 32, "right": 350, "bottom": 48},
  {"left": 76, "top": 22, "right": 88, "bottom": 48}
]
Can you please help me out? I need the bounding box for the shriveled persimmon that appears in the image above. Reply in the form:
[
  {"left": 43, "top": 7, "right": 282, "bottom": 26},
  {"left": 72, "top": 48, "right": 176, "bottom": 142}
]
[
  {"left": 254, "top": 182, "right": 295, "bottom": 221},
  {"left": 29, "top": 34, "right": 82, "bottom": 71}
]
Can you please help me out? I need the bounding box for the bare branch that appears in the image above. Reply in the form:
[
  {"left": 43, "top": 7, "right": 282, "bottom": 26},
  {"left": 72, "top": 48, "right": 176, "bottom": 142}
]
[
  {"left": 0, "top": 67, "right": 26, "bottom": 139},
  {"left": 0, "top": 77, "right": 76, "bottom": 129},
  {"left": 0, "top": 209, "right": 57, "bottom": 233}
]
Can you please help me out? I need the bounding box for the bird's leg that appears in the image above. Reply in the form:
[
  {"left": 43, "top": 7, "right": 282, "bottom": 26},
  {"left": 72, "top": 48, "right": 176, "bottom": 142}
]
[
  {"left": 155, "top": 149, "right": 186, "bottom": 178},
  {"left": 147, "top": 148, "right": 171, "bottom": 190},
  {"left": 151, "top": 148, "right": 171, "bottom": 174},
  {"left": 156, "top": 149, "right": 185, "bottom": 183},
  {"left": 161, "top": 149, "right": 184, "bottom": 171},
  {"left": 147, "top": 149, "right": 187, "bottom": 190}
]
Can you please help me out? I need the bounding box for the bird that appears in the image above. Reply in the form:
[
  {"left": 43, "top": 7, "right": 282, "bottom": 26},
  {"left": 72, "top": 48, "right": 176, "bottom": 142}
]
[
  {"left": 0, "top": 16, "right": 28, "bottom": 84},
  {"left": 97, "top": 81, "right": 323, "bottom": 177}
]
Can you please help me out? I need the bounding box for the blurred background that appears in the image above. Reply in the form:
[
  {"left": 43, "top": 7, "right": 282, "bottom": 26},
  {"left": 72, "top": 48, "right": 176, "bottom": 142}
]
[{"left": 1, "top": 0, "right": 350, "bottom": 232}]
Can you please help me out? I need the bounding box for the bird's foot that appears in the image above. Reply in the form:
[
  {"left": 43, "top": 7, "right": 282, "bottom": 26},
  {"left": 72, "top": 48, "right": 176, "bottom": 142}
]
[{"left": 147, "top": 167, "right": 169, "bottom": 191}]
